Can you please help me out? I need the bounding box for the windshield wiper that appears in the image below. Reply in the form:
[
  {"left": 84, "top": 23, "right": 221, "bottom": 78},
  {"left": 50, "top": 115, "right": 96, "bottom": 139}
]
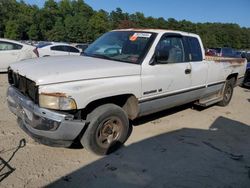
[{"left": 83, "top": 52, "right": 135, "bottom": 64}]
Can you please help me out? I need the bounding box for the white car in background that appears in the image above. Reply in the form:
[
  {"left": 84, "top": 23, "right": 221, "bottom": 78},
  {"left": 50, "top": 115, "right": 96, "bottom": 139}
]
[
  {"left": 0, "top": 38, "right": 37, "bottom": 72},
  {"left": 34, "top": 42, "right": 80, "bottom": 57}
]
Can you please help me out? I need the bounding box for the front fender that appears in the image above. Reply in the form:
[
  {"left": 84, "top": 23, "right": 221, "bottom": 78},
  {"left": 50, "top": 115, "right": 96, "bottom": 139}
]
[{"left": 38, "top": 75, "right": 141, "bottom": 109}]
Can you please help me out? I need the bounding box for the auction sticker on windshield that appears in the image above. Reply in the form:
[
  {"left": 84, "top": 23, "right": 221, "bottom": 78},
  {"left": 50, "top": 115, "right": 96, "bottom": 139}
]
[{"left": 130, "top": 33, "right": 152, "bottom": 41}]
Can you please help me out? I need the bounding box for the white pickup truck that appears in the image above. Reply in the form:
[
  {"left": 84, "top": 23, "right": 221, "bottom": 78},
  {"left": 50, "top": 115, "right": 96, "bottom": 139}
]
[{"left": 7, "top": 29, "right": 247, "bottom": 155}]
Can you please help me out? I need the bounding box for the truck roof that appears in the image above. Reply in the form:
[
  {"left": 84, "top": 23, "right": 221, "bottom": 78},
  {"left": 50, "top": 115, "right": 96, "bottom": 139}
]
[{"left": 113, "top": 28, "right": 199, "bottom": 38}]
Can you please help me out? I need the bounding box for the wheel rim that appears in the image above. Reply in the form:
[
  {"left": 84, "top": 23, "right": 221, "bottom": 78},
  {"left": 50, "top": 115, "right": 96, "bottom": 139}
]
[
  {"left": 96, "top": 116, "right": 123, "bottom": 148},
  {"left": 224, "top": 85, "right": 232, "bottom": 102}
]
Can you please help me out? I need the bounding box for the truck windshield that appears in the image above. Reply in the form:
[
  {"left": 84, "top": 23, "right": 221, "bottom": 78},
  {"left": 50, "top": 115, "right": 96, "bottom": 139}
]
[{"left": 83, "top": 31, "right": 156, "bottom": 64}]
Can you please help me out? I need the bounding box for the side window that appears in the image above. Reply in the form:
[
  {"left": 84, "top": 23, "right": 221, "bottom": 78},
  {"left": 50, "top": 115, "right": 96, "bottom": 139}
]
[
  {"left": 68, "top": 46, "right": 80, "bottom": 53},
  {"left": 187, "top": 37, "right": 202, "bottom": 61},
  {"left": 156, "top": 36, "right": 185, "bottom": 63},
  {"left": 63, "top": 46, "right": 70, "bottom": 52},
  {"left": 51, "top": 45, "right": 66, "bottom": 52},
  {"left": 0, "top": 41, "right": 22, "bottom": 51}
]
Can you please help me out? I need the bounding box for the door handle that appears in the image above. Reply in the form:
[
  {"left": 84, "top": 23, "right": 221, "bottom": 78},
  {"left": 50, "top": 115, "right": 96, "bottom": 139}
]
[{"left": 185, "top": 68, "right": 191, "bottom": 74}]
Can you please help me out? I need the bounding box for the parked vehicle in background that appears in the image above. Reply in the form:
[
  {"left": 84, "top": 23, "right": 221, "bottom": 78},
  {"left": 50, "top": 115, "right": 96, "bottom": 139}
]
[
  {"left": 242, "top": 52, "right": 250, "bottom": 87},
  {"left": 0, "top": 38, "right": 37, "bottom": 72},
  {"left": 34, "top": 42, "right": 80, "bottom": 57},
  {"left": 241, "top": 51, "right": 250, "bottom": 62},
  {"left": 211, "top": 47, "right": 240, "bottom": 58},
  {"left": 7, "top": 29, "right": 247, "bottom": 155},
  {"left": 242, "top": 62, "right": 250, "bottom": 87},
  {"left": 75, "top": 43, "right": 89, "bottom": 52},
  {"left": 235, "top": 51, "right": 243, "bottom": 58},
  {"left": 205, "top": 48, "right": 217, "bottom": 56}
]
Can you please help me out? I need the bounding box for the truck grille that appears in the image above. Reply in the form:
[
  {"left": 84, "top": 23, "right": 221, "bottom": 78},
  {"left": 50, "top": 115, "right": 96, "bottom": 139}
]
[{"left": 8, "top": 69, "right": 38, "bottom": 104}]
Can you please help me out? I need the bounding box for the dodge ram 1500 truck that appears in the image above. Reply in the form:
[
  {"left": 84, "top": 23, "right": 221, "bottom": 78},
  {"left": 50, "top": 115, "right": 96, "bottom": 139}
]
[{"left": 7, "top": 29, "right": 247, "bottom": 155}]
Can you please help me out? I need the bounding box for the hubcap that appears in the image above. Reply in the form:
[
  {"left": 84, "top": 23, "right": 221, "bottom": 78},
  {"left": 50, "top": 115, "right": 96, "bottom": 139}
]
[{"left": 96, "top": 117, "right": 123, "bottom": 148}]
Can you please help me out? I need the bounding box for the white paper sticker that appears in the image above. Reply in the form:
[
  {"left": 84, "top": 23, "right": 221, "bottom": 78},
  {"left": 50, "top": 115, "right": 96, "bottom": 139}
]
[
  {"left": 130, "top": 33, "right": 152, "bottom": 41},
  {"left": 134, "top": 33, "right": 152, "bottom": 38}
]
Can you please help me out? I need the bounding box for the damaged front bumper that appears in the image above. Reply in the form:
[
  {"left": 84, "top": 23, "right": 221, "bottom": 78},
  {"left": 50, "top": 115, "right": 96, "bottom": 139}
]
[{"left": 7, "top": 86, "right": 85, "bottom": 147}]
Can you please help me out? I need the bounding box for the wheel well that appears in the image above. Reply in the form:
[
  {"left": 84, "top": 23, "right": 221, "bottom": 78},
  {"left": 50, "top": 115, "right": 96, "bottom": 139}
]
[
  {"left": 226, "top": 73, "right": 238, "bottom": 86},
  {"left": 80, "top": 94, "right": 139, "bottom": 120}
]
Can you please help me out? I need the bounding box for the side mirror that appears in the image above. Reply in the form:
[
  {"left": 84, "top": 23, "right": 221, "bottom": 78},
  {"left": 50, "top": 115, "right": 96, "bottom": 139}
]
[{"left": 155, "top": 48, "right": 169, "bottom": 64}]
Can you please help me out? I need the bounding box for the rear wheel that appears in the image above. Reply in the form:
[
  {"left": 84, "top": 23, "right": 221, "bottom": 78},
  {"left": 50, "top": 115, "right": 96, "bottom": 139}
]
[
  {"left": 81, "top": 104, "right": 129, "bottom": 155},
  {"left": 243, "top": 70, "right": 250, "bottom": 88},
  {"left": 218, "top": 78, "right": 235, "bottom": 106}
]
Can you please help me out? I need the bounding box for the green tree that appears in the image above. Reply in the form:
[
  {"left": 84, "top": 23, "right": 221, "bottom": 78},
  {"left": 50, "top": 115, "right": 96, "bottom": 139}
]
[
  {"left": 110, "top": 8, "right": 127, "bottom": 29},
  {"left": 88, "top": 10, "right": 111, "bottom": 40},
  {"left": 28, "top": 24, "right": 40, "bottom": 40},
  {"left": 4, "top": 20, "right": 20, "bottom": 39},
  {"left": 156, "top": 17, "right": 168, "bottom": 29},
  {"left": 129, "top": 12, "right": 147, "bottom": 28},
  {"left": 166, "top": 18, "right": 180, "bottom": 30},
  {"left": 58, "top": 0, "right": 72, "bottom": 17},
  {"left": 0, "top": 0, "right": 19, "bottom": 37},
  {"left": 118, "top": 20, "right": 136, "bottom": 29},
  {"left": 71, "top": 0, "right": 93, "bottom": 18},
  {"left": 40, "top": 0, "right": 59, "bottom": 39},
  {"left": 46, "top": 18, "right": 66, "bottom": 42},
  {"left": 64, "top": 14, "right": 89, "bottom": 42}
]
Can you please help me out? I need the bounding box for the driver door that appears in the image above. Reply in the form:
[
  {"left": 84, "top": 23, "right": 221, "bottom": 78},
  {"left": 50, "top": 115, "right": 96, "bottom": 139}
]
[{"left": 140, "top": 34, "right": 192, "bottom": 115}]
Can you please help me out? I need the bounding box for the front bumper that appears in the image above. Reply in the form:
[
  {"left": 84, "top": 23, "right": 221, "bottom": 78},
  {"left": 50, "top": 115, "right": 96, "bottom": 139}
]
[{"left": 7, "top": 86, "right": 86, "bottom": 147}]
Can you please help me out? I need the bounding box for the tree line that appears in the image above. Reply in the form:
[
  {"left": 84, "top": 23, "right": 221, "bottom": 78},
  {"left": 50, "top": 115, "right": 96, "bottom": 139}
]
[{"left": 0, "top": 0, "right": 249, "bottom": 49}]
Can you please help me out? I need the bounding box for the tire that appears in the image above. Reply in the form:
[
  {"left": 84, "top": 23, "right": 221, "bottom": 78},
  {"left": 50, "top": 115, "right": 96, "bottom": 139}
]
[
  {"left": 218, "top": 78, "right": 235, "bottom": 106},
  {"left": 243, "top": 70, "right": 250, "bottom": 88},
  {"left": 81, "top": 104, "right": 129, "bottom": 155}
]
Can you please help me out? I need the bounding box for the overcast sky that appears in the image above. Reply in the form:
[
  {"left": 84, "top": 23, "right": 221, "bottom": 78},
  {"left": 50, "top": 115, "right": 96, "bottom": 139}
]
[{"left": 24, "top": 0, "right": 250, "bottom": 28}]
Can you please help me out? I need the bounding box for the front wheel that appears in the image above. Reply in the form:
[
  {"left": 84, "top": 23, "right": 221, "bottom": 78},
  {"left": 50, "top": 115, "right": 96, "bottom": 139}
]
[
  {"left": 218, "top": 78, "right": 235, "bottom": 106},
  {"left": 81, "top": 104, "right": 129, "bottom": 155}
]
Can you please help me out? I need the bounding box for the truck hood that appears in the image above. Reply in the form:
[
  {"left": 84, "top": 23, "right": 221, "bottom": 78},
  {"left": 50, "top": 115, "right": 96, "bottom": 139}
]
[{"left": 10, "top": 56, "right": 141, "bottom": 85}]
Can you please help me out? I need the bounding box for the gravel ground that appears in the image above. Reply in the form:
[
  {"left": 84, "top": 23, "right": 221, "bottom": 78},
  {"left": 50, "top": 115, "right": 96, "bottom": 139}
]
[{"left": 0, "top": 73, "right": 250, "bottom": 188}]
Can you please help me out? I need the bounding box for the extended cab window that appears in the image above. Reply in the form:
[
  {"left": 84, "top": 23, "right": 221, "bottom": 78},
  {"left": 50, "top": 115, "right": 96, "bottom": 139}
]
[
  {"left": 156, "top": 36, "right": 185, "bottom": 63},
  {"left": 0, "top": 41, "right": 22, "bottom": 51},
  {"left": 187, "top": 37, "right": 202, "bottom": 61}
]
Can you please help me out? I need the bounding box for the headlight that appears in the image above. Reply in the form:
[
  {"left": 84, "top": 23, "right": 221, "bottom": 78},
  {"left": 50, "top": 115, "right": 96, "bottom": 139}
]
[{"left": 39, "top": 93, "right": 77, "bottom": 110}]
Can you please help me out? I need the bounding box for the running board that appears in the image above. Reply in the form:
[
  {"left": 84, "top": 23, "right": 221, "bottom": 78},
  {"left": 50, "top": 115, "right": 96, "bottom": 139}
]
[{"left": 195, "top": 96, "right": 223, "bottom": 107}]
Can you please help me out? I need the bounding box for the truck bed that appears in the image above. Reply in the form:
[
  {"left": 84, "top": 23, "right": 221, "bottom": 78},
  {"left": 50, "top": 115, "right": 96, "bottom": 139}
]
[{"left": 205, "top": 56, "right": 246, "bottom": 64}]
